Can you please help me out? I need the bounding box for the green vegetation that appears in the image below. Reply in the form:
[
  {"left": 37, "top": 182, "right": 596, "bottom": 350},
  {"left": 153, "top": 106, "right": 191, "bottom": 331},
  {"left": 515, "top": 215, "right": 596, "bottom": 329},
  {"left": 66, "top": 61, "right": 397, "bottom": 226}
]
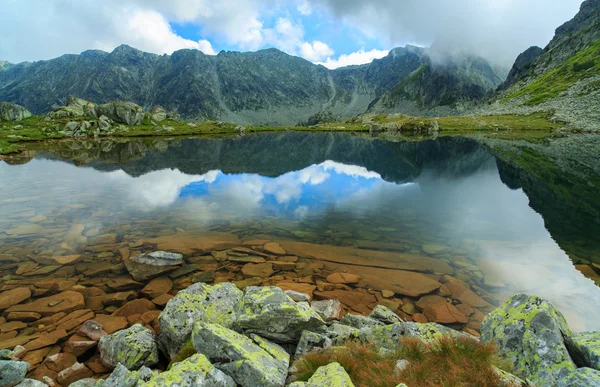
[
  {"left": 293, "top": 336, "right": 515, "bottom": 387},
  {"left": 507, "top": 38, "right": 600, "bottom": 105}
]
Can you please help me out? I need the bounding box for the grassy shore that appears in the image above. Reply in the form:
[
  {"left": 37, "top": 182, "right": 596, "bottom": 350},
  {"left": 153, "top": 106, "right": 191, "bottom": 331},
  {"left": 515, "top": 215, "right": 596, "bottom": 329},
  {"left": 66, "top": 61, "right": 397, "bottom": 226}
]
[{"left": 0, "top": 111, "right": 569, "bottom": 156}]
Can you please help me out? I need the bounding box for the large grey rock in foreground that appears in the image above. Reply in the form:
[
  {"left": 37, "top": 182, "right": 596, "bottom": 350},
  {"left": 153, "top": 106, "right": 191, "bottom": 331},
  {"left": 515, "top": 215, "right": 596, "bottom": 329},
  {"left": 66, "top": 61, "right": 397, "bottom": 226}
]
[
  {"left": 481, "top": 294, "right": 576, "bottom": 386},
  {"left": 0, "top": 102, "right": 31, "bottom": 121},
  {"left": 141, "top": 354, "right": 235, "bottom": 387},
  {"left": 0, "top": 360, "right": 28, "bottom": 387},
  {"left": 94, "top": 101, "right": 144, "bottom": 125},
  {"left": 235, "top": 286, "right": 325, "bottom": 343},
  {"left": 98, "top": 324, "right": 159, "bottom": 370},
  {"left": 557, "top": 367, "right": 600, "bottom": 387},
  {"left": 192, "top": 321, "right": 289, "bottom": 387},
  {"left": 158, "top": 282, "right": 243, "bottom": 359}
]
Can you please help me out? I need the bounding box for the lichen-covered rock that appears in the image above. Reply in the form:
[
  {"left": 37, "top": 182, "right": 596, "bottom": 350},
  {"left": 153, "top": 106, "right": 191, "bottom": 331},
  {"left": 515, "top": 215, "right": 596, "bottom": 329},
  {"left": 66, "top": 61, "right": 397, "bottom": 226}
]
[
  {"left": 101, "top": 364, "right": 140, "bottom": 387},
  {"left": 13, "top": 379, "right": 49, "bottom": 387},
  {"left": 235, "top": 286, "right": 325, "bottom": 343},
  {"left": 295, "top": 330, "right": 332, "bottom": 358},
  {"left": 358, "top": 322, "right": 466, "bottom": 352},
  {"left": 492, "top": 366, "right": 526, "bottom": 387},
  {"left": 149, "top": 106, "right": 167, "bottom": 122},
  {"left": 310, "top": 300, "right": 342, "bottom": 321},
  {"left": 191, "top": 321, "right": 288, "bottom": 387},
  {"left": 369, "top": 305, "right": 404, "bottom": 325},
  {"left": 0, "top": 360, "right": 28, "bottom": 387},
  {"left": 67, "top": 379, "right": 97, "bottom": 387},
  {"left": 94, "top": 101, "right": 144, "bottom": 125},
  {"left": 305, "top": 362, "right": 355, "bottom": 387},
  {"left": 0, "top": 102, "right": 32, "bottom": 121},
  {"left": 158, "top": 282, "right": 243, "bottom": 359},
  {"left": 557, "top": 367, "right": 600, "bottom": 387},
  {"left": 566, "top": 332, "right": 600, "bottom": 370},
  {"left": 340, "top": 314, "right": 384, "bottom": 329},
  {"left": 141, "top": 354, "right": 235, "bottom": 387},
  {"left": 481, "top": 294, "right": 576, "bottom": 385},
  {"left": 323, "top": 323, "right": 360, "bottom": 345},
  {"left": 98, "top": 324, "right": 159, "bottom": 370}
]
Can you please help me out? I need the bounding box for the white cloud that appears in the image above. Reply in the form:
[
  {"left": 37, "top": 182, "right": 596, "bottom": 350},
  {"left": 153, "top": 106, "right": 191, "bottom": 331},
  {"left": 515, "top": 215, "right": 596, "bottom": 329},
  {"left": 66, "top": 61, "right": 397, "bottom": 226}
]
[
  {"left": 297, "top": 0, "right": 313, "bottom": 15},
  {"left": 321, "top": 160, "right": 382, "bottom": 179},
  {"left": 317, "top": 48, "right": 389, "bottom": 69},
  {"left": 300, "top": 41, "right": 334, "bottom": 62}
]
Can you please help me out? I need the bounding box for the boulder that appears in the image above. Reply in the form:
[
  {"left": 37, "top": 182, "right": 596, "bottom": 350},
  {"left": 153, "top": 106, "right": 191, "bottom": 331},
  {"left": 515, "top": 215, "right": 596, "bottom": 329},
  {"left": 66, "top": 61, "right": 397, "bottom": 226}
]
[
  {"left": 369, "top": 305, "right": 404, "bottom": 325},
  {"left": 557, "top": 368, "right": 600, "bottom": 386},
  {"left": 143, "top": 353, "right": 235, "bottom": 387},
  {"left": 98, "top": 324, "right": 159, "bottom": 370},
  {"left": 285, "top": 290, "right": 311, "bottom": 303},
  {"left": 13, "top": 379, "right": 48, "bottom": 387},
  {"left": 94, "top": 101, "right": 144, "bottom": 125},
  {"left": 158, "top": 282, "right": 243, "bottom": 359},
  {"left": 340, "top": 314, "right": 384, "bottom": 330},
  {"left": 565, "top": 332, "right": 600, "bottom": 370},
  {"left": 295, "top": 330, "right": 332, "bottom": 358},
  {"left": 0, "top": 102, "right": 32, "bottom": 121},
  {"left": 101, "top": 363, "right": 154, "bottom": 387},
  {"left": 481, "top": 294, "right": 576, "bottom": 385},
  {"left": 0, "top": 360, "right": 28, "bottom": 387},
  {"left": 235, "top": 286, "right": 325, "bottom": 343},
  {"left": 305, "top": 362, "right": 355, "bottom": 386},
  {"left": 78, "top": 320, "right": 107, "bottom": 342},
  {"left": 192, "top": 322, "right": 288, "bottom": 387},
  {"left": 323, "top": 323, "right": 360, "bottom": 345},
  {"left": 149, "top": 106, "right": 167, "bottom": 122},
  {"left": 310, "top": 300, "right": 342, "bottom": 321}
]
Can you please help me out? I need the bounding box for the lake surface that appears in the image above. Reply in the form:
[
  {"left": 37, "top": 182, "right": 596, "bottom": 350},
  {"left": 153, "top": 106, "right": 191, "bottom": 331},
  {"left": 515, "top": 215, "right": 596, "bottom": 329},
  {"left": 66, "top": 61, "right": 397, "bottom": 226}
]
[{"left": 1, "top": 132, "right": 599, "bottom": 331}]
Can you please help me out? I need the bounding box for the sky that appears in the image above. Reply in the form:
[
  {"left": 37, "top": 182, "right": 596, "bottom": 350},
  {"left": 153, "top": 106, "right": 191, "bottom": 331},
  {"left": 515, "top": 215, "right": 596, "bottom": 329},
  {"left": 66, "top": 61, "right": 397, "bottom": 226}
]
[{"left": 0, "top": 0, "right": 583, "bottom": 68}]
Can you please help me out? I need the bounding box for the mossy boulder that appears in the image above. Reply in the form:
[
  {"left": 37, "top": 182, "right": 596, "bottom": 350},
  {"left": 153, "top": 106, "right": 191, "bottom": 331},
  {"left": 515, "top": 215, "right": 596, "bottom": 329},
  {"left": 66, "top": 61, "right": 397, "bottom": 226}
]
[
  {"left": 158, "top": 282, "right": 243, "bottom": 359},
  {"left": 340, "top": 313, "right": 384, "bottom": 329},
  {"left": 0, "top": 360, "right": 28, "bottom": 387},
  {"left": 0, "top": 102, "right": 31, "bottom": 121},
  {"left": 94, "top": 101, "right": 144, "bottom": 125},
  {"left": 235, "top": 286, "right": 325, "bottom": 343},
  {"left": 566, "top": 332, "right": 600, "bottom": 370},
  {"left": 47, "top": 97, "right": 96, "bottom": 119},
  {"left": 557, "top": 367, "right": 600, "bottom": 387},
  {"left": 369, "top": 305, "right": 404, "bottom": 325},
  {"left": 100, "top": 363, "right": 153, "bottom": 387},
  {"left": 191, "top": 321, "right": 288, "bottom": 387},
  {"left": 481, "top": 294, "right": 576, "bottom": 385},
  {"left": 305, "top": 362, "right": 355, "bottom": 387},
  {"left": 141, "top": 354, "right": 235, "bottom": 387},
  {"left": 98, "top": 324, "right": 159, "bottom": 370}
]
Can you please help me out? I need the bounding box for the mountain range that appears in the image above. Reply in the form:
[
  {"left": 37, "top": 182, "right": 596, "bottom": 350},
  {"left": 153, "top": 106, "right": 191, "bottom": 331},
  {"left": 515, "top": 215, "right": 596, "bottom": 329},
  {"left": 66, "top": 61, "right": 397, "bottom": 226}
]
[{"left": 0, "top": 0, "right": 598, "bottom": 127}]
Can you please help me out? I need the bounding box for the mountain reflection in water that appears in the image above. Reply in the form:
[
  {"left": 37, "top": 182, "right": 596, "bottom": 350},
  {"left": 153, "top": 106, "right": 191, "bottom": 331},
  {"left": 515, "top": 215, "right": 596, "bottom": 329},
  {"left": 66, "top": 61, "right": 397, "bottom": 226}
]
[{"left": 1, "top": 132, "right": 599, "bottom": 331}]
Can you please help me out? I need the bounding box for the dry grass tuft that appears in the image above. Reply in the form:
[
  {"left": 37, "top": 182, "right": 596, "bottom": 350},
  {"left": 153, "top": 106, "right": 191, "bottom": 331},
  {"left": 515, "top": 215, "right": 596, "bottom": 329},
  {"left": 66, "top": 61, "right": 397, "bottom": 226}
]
[{"left": 293, "top": 335, "right": 517, "bottom": 387}]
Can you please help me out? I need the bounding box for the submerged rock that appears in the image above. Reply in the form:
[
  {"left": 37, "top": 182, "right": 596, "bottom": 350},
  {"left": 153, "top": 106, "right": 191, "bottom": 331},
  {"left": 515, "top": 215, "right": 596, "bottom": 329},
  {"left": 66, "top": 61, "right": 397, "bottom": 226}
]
[
  {"left": 235, "top": 286, "right": 325, "bottom": 343},
  {"left": 0, "top": 360, "right": 28, "bottom": 387},
  {"left": 124, "top": 251, "right": 184, "bottom": 281},
  {"left": 481, "top": 294, "right": 576, "bottom": 385},
  {"left": 98, "top": 324, "right": 159, "bottom": 370},
  {"left": 192, "top": 322, "right": 288, "bottom": 387},
  {"left": 158, "top": 282, "right": 243, "bottom": 359}
]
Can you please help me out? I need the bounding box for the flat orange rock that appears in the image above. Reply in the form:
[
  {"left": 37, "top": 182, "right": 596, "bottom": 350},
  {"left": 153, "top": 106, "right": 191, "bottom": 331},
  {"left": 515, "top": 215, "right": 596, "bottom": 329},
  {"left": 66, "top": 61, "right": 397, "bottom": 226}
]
[
  {"left": 5, "top": 291, "right": 85, "bottom": 316},
  {"left": 416, "top": 295, "right": 468, "bottom": 324},
  {"left": 278, "top": 241, "right": 453, "bottom": 274},
  {"left": 326, "top": 273, "right": 361, "bottom": 284},
  {"left": 442, "top": 276, "right": 491, "bottom": 308},
  {"left": 276, "top": 282, "right": 317, "bottom": 297},
  {"left": 314, "top": 289, "right": 377, "bottom": 307},
  {"left": 141, "top": 232, "right": 241, "bottom": 255},
  {"left": 0, "top": 287, "right": 31, "bottom": 310}
]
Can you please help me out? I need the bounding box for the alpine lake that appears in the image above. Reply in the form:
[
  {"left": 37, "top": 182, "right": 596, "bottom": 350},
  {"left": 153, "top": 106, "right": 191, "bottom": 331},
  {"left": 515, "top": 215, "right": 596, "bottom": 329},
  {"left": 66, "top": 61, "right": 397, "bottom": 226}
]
[{"left": 1, "top": 130, "right": 600, "bottom": 349}]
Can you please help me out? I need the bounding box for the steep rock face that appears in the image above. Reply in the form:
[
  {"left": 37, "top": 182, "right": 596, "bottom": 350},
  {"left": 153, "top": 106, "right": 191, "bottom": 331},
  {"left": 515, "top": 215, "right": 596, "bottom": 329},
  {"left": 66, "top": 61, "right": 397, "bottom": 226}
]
[
  {"left": 0, "top": 44, "right": 503, "bottom": 124},
  {"left": 372, "top": 52, "right": 507, "bottom": 116},
  {"left": 498, "top": 46, "right": 543, "bottom": 90}
]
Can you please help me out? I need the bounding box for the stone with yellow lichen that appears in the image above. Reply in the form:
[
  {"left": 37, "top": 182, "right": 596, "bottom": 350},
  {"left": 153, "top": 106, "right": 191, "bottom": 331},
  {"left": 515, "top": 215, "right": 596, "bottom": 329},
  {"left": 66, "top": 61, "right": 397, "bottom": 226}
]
[
  {"left": 481, "top": 293, "right": 576, "bottom": 386},
  {"left": 139, "top": 353, "right": 235, "bottom": 387},
  {"left": 158, "top": 282, "right": 243, "bottom": 359},
  {"left": 305, "top": 362, "right": 355, "bottom": 387},
  {"left": 565, "top": 331, "right": 600, "bottom": 370},
  {"left": 192, "top": 321, "right": 289, "bottom": 387},
  {"left": 235, "top": 286, "right": 325, "bottom": 343},
  {"left": 98, "top": 324, "right": 159, "bottom": 370}
]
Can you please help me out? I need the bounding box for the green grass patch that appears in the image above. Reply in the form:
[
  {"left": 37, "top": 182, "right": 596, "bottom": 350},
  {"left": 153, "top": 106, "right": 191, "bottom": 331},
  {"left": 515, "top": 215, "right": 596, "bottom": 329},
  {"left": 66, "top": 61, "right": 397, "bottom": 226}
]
[{"left": 507, "top": 38, "right": 600, "bottom": 106}]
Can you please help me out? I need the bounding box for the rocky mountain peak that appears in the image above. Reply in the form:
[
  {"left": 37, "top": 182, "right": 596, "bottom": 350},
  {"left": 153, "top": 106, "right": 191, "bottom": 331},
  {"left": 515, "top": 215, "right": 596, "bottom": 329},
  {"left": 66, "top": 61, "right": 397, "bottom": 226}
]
[{"left": 498, "top": 46, "right": 543, "bottom": 90}]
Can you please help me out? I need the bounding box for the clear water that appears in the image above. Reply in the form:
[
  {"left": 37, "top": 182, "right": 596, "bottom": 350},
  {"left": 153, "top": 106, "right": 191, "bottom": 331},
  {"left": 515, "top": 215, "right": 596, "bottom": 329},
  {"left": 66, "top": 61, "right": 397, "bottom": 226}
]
[{"left": 1, "top": 132, "right": 599, "bottom": 331}]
